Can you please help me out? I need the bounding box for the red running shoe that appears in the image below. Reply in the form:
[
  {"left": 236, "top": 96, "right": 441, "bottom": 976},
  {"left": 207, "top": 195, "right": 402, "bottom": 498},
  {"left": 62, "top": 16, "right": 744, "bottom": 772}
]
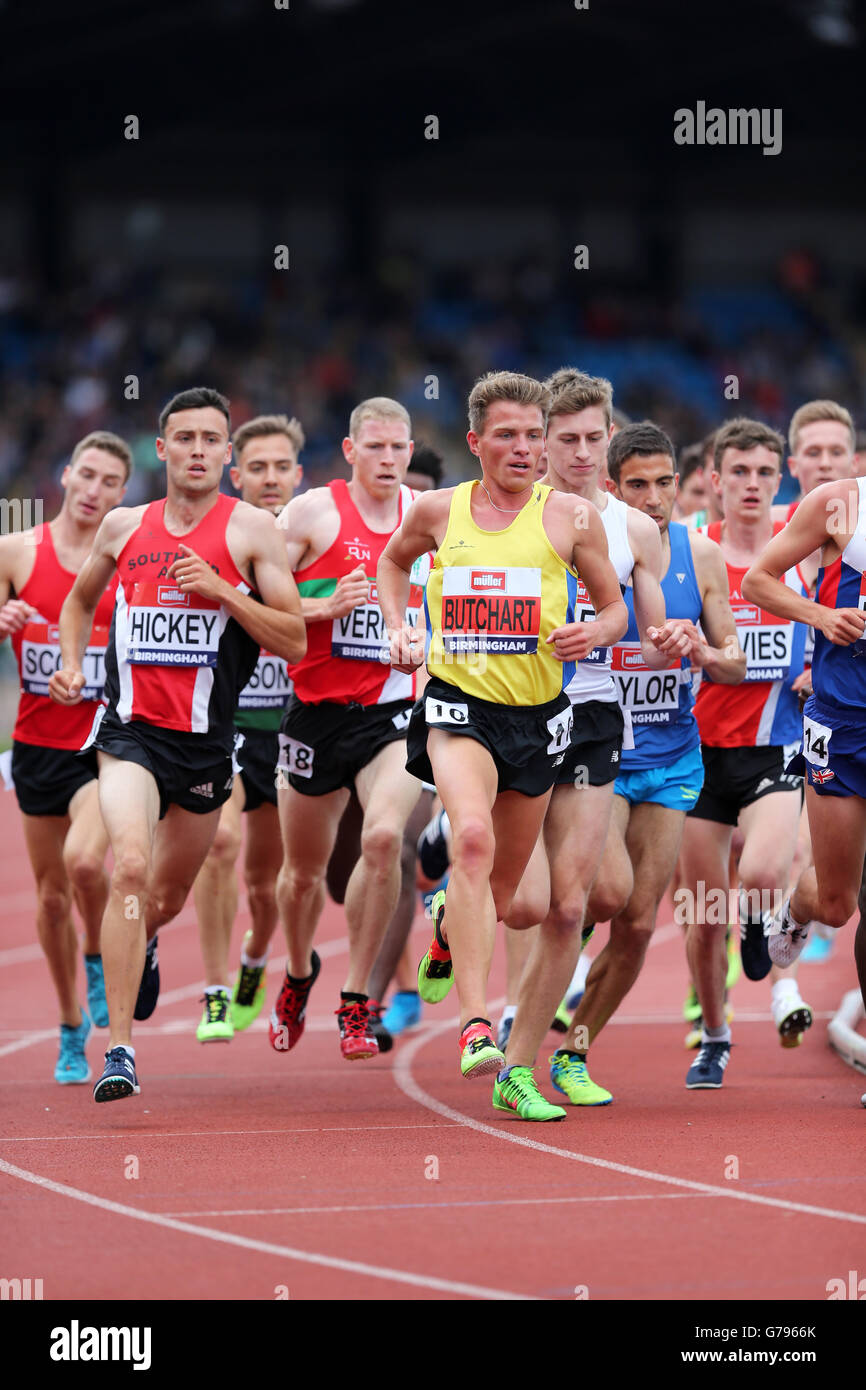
[
  {"left": 336, "top": 998, "right": 379, "bottom": 1060},
  {"left": 268, "top": 950, "right": 321, "bottom": 1052}
]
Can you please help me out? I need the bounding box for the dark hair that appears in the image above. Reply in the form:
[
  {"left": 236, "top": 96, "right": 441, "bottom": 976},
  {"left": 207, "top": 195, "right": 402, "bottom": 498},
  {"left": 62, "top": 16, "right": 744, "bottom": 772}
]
[
  {"left": 713, "top": 417, "right": 784, "bottom": 472},
  {"left": 677, "top": 441, "right": 705, "bottom": 485},
  {"left": 607, "top": 420, "right": 676, "bottom": 486},
  {"left": 159, "top": 387, "right": 231, "bottom": 437},
  {"left": 70, "top": 430, "right": 134, "bottom": 483},
  {"left": 406, "top": 442, "right": 444, "bottom": 487}
]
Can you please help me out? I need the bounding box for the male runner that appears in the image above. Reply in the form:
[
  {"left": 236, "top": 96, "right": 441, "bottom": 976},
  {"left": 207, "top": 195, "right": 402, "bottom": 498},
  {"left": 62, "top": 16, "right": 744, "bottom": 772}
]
[
  {"left": 743, "top": 469, "right": 866, "bottom": 1031},
  {"left": 272, "top": 398, "right": 426, "bottom": 1061},
  {"left": 192, "top": 414, "right": 304, "bottom": 1042},
  {"left": 52, "top": 387, "right": 305, "bottom": 1102},
  {"left": 0, "top": 432, "right": 130, "bottom": 1082},
  {"left": 378, "top": 370, "right": 629, "bottom": 1098},
  {"left": 551, "top": 422, "right": 744, "bottom": 1101},
  {"left": 679, "top": 418, "right": 812, "bottom": 1089},
  {"left": 493, "top": 376, "right": 677, "bottom": 1117}
]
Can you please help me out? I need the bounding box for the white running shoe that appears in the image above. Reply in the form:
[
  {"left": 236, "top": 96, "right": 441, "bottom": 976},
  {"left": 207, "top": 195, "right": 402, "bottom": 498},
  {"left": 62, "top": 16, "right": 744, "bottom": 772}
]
[
  {"left": 772, "top": 990, "right": 813, "bottom": 1048},
  {"left": 767, "top": 900, "right": 811, "bottom": 967}
]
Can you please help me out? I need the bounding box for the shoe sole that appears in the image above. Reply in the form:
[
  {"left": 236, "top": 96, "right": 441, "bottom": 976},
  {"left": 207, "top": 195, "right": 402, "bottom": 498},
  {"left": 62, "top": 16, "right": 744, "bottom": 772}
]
[
  {"left": 492, "top": 1102, "right": 566, "bottom": 1121},
  {"left": 686, "top": 1080, "right": 723, "bottom": 1089},
  {"left": 341, "top": 1044, "right": 379, "bottom": 1060},
  {"left": 778, "top": 1007, "right": 812, "bottom": 1047},
  {"left": 56, "top": 1070, "right": 92, "bottom": 1085},
  {"left": 461, "top": 1051, "right": 506, "bottom": 1079},
  {"left": 197, "top": 1033, "right": 234, "bottom": 1043},
  {"left": 552, "top": 1090, "right": 613, "bottom": 1106},
  {"left": 94, "top": 1077, "right": 140, "bottom": 1102}
]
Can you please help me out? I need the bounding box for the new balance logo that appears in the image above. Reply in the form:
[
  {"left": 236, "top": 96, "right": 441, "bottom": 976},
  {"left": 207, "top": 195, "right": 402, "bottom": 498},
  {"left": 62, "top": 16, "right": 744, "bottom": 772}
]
[{"left": 189, "top": 782, "right": 214, "bottom": 798}]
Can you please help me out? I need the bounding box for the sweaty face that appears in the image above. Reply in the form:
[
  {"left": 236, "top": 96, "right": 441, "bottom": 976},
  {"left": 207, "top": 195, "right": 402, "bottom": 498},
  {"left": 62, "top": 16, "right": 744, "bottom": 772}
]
[
  {"left": 614, "top": 454, "right": 678, "bottom": 531},
  {"left": 714, "top": 446, "right": 781, "bottom": 522},
  {"left": 544, "top": 407, "right": 609, "bottom": 494},
  {"left": 157, "top": 407, "right": 231, "bottom": 495},
  {"left": 676, "top": 467, "right": 709, "bottom": 516},
  {"left": 344, "top": 417, "right": 413, "bottom": 498},
  {"left": 790, "top": 420, "right": 855, "bottom": 496},
  {"left": 232, "top": 434, "right": 301, "bottom": 514},
  {"left": 62, "top": 448, "right": 128, "bottom": 526},
  {"left": 468, "top": 400, "right": 546, "bottom": 492}
]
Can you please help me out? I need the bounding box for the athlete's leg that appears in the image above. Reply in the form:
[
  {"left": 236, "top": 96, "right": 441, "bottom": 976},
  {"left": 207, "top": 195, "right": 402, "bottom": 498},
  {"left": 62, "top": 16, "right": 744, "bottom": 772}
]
[
  {"left": 506, "top": 781, "right": 615, "bottom": 1068},
  {"left": 149, "top": 803, "right": 223, "bottom": 935},
  {"left": 504, "top": 925, "right": 535, "bottom": 1003},
  {"left": 367, "top": 790, "right": 432, "bottom": 1002},
  {"left": 193, "top": 776, "right": 244, "bottom": 986},
  {"left": 856, "top": 854, "right": 866, "bottom": 1010},
  {"left": 344, "top": 741, "right": 422, "bottom": 994},
  {"left": 20, "top": 813, "right": 81, "bottom": 1027},
  {"left": 242, "top": 802, "right": 284, "bottom": 960},
  {"left": 573, "top": 800, "right": 686, "bottom": 1047},
  {"left": 792, "top": 786, "right": 866, "bottom": 929},
  {"left": 62, "top": 780, "right": 110, "bottom": 956},
  {"left": 737, "top": 791, "right": 801, "bottom": 907},
  {"left": 277, "top": 784, "right": 350, "bottom": 978},
  {"left": 679, "top": 814, "right": 734, "bottom": 1032},
  {"left": 326, "top": 791, "right": 363, "bottom": 907}
]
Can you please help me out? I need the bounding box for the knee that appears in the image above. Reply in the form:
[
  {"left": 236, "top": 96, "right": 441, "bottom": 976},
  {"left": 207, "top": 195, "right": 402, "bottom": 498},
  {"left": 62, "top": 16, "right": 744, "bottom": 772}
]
[
  {"left": 612, "top": 914, "right": 654, "bottom": 964},
  {"left": 112, "top": 849, "right": 149, "bottom": 899},
  {"left": 64, "top": 851, "right": 105, "bottom": 897},
  {"left": 546, "top": 897, "right": 586, "bottom": 936},
  {"left": 36, "top": 880, "right": 71, "bottom": 922},
  {"left": 588, "top": 883, "right": 629, "bottom": 925},
  {"left": 361, "top": 821, "right": 402, "bottom": 871},
  {"left": 503, "top": 896, "right": 543, "bottom": 930},
  {"left": 451, "top": 819, "right": 494, "bottom": 876},
  {"left": 247, "top": 877, "right": 277, "bottom": 916},
  {"left": 150, "top": 883, "right": 188, "bottom": 928},
  {"left": 205, "top": 822, "right": 241, "bottom": 869},
  {"left": 817, "top": 893, "right": 857, "bottom": 930}
]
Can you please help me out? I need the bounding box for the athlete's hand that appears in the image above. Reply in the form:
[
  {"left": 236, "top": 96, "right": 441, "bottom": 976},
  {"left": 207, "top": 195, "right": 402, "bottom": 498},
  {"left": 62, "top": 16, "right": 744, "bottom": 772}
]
[
  {"left": 49, "top": 667, "right": 86, "bottom": 705},
  {"left": 0, "top": 598, "right": 36, "bottom": 639},
  {"left": 791, "top": 669, "right": 813, "bottom": 694},
  {"left": 168, "top": 545, "right": 228, "bottom": 603},
  {"left": 387, "top": 624, "right": 425, "bottom": 673},
  {"left": 817, "top": 606, "right": 866, "bottom": 646},
  {"left": 649, "top": 619, "right": 701, "bottom": 663},
  {"left": 329, "top": 566, "right": 369, "bottom": 620},
  {"left": 547, "top": 621, "right": 598, "bottom": 662}
]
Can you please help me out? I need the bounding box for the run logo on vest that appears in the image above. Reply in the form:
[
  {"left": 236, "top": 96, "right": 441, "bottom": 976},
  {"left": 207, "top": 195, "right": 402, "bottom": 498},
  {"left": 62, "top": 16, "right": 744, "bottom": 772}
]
[{"left": 439, "top": 566, "right": 542, "bottom": 656}]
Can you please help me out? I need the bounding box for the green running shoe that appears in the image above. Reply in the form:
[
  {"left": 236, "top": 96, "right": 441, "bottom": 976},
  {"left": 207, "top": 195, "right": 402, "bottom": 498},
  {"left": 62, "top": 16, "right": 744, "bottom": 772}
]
[
  {"left": 493, "top": 1066, "right": 566, "bottom": 1121},
  {"left": 459, "top": 1021, "right": 505, "bottom": 1078},
  {"left": 683, "top": 984, "right": 702, "bottom": 1024},
  {"left": 417, "top": 889, "right": 453, "bottom": 1004},
  {"left": 231, "top": 933, "right": 268, "bottom": 1031},
  {"left": 550, "top": 998, "right": 574, "bottom": 1033},
  {"left": 550, "top": 1050, "right": 612, "bottom": 1105},
  {"left": 197, "top": 988, "right": 234, "bottom": 1043}
]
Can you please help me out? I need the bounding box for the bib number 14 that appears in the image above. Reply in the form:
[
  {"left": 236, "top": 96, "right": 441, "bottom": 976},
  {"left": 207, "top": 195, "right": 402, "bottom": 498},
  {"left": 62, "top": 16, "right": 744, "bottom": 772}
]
[{"left": 802, "top": 716, "right": 831, "bottom": 768}]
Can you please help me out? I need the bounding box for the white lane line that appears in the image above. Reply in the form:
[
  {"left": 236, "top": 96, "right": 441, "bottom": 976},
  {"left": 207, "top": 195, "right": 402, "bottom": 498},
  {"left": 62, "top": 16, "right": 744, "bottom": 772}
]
[
  {"left": 0, "top": 1124, "right": 459, "bottom": 1142},
  {"left": 0, "top": 1156, "right": 535, "bottom": 1301},
  {"left": 0, "top": 1029, "right": 56, "bottom": 1059},
  {"left": 168, "top": 1192, "right": 703, "bottom": 1218},
  {"left": 394, "top": 1017, "right": 866, "bottom": 1228}
]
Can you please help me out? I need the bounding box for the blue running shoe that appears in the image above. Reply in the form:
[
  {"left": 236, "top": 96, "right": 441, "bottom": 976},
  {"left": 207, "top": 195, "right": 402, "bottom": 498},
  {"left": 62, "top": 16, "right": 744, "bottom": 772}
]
[
  {"left": 84, "top": 954, "right": 109, "bottom": 1028},
  {"left": 382, "top": 990, "right": 423, "bottom": 1035},
  {"left": 134, "top": 935, "right": 160, "bottom": 1021},
  {"left": 801, "top": 934, "right": 833, "bottom": 963},
  {"left": 93, "top": 1047, "right": 140, "bottom": 1103},
  {"left": 55, "top": 1010, "right": 91, "bottom": 1085},
  {"left": 686, "top": 1041, "right": 731, "bottom": 1089}
]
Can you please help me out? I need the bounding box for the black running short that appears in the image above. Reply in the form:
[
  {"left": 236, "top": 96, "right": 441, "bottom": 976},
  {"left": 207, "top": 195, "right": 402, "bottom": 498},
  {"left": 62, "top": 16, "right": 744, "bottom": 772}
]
[
  {"left": 687, "top": 744, "right": 802, "bottom": 827},
  {"left": 87, "top": 706, "right": 236, "bottom": 820},
  {"left": 11, "top": 740, "right": 98, "bottom": 818},
  {"left": 278, "top": 694, "right": 413, "bottom": 797},
  {"left": 406, "top": 678, "right": 574, "bottom": 798},
  {"left": 236, "top": 726, "right": 279, "bottom": 812},
  {"left": 554, "top": 699, "right": 625, "bottom": 788}
]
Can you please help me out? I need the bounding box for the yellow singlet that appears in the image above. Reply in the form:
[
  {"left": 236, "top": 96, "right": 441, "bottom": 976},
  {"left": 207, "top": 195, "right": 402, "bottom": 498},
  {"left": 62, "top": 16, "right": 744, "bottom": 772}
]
[{"left": 424, "top": 481, "right": 578, "bottom": 706}]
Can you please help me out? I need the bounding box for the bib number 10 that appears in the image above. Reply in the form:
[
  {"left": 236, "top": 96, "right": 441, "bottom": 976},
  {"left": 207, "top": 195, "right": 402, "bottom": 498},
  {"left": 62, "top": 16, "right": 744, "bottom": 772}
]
[{"left": 425, "top": 696, "right": 469, "bottom": 727}]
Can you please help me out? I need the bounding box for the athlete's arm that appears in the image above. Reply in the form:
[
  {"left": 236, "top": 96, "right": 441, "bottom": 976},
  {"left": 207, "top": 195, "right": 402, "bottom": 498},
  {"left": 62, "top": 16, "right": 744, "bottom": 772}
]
[
  {"left": 379, "top": 490, "right": 445, "bottom": 672},
  {"left": 277, "top": 489, "right": 368, "bottom": 622},
  {"left": 743, "top": 480, "right": 865, "bottom": 645},
  {"left": 0, "top": 532, "right": 35, "bottom": 638},
  {"left": 688, "top": 532, "right": 746, "bottom": 683},
  {"left": 550, "top": 501, "right": 627, "bottom": 662},
  {"left": 52, "top": 510, "right": 127, "bottom": 704},
  {"left": 626, "top": 510, "right": 678, "bottom": 670},
  {"left": 174, "top": 509, "right": 306, "bottom": 665}
]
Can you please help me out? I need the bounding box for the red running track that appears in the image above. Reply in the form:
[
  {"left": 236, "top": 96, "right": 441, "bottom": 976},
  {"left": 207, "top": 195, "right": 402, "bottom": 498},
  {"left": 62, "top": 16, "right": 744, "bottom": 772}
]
[{"left": 1, "top": 791, "right": 864, "bottom": 1302}]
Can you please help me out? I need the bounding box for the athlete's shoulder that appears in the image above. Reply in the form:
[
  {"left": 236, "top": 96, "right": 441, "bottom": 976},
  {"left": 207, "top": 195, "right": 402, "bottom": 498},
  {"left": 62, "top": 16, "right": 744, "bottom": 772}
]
[
  {"left": 688, "top": 527, "right": 728, "bottom": 582},
  {"left": 98, "top": 504, "right": 147, "bottom": 548},
  {"left": 544, "top": 487, "right": 593, "bottom": 525},
  {"left": 406, "top": 485, "right": 454, "bottom": 521},
  {"left": 0, "top": 526, "right": 32, "bottom": 573}
]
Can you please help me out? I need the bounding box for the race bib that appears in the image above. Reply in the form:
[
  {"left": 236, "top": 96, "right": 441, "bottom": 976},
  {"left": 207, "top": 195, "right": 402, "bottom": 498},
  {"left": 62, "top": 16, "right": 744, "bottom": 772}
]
[
  {"left": 573, "top": 579, "right": 610, "bottom": 667},
  {"left": 277, "top": 732, "right": 315, "bottom": 779},
  {"left": 425, "top": 695, "right": 469, "bottom": 727},
  {"left": 126, "top": 582, "right": 222, "bottom": 668},
  {"left": 546, "top": 706, "right": 574, "bottom": 756},
  {"left": 331, "top": 577, "right": 422, "bottom": 663},
  {"left": 440, "top": 566, "right": 541, "bottom": 656},
  {"left": 20, "top": 619, "right": 108, "bottom": 700},
  {"left": 732, "top": 602, "right": 793, "bottom": 682},
  {"left": 802, "top": 715, "right": 832, "bottom": 768},
  {"left": 612, "top": 643, "right": 683, "bottom": 724},
  {"left": 237, "top": 650, "right": 292, "bottom": 710}
]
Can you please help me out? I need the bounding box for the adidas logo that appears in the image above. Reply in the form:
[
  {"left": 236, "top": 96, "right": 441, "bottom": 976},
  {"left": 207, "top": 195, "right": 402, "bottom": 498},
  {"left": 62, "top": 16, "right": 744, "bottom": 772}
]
[
  {"left": 754, "top": 777, "right": 773, "bottom": 795},
  {"left": 189, "top": 781, "right": 214, "bottom": 798}
]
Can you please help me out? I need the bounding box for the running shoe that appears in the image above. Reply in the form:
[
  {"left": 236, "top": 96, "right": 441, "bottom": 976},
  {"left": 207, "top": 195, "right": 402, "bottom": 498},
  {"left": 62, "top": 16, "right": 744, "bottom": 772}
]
[
  {"left": 550, "top": 999, "right": 574, "bottom": 1034},
  {"left": 417, "top": 809, "right": 451, "bottom": 882},
  {"left": 417, "top": 889, "right": 453, "bottom": 1003},
  {"left": 493, "top": 1066, "right": 566, "bottom": 1121},
  {"left": 497, "top": 1013, "right": 514, "bottom": 1053},
  {"left": 550, "top": 1050, "right": 612, "bottom": 1106},
  {"left": 725, "top": 930, "right": 741, "bottom": 990},
  {"left": 772, "top": 992, "right": 813, "bottom": 1048},
  {"left": 133, "top": 935, "right": 160, "bottom": 1021},
  {"left": 231, "top": 932, "right": 268, "bottom": 1031},
  {"left": 459, "top": 1021, "right": 505, "bottom": 1079},
  {"left": 382, "top": 990, "right": 423, "bottom": 1035},
  {"left": 197, "top": 988, "right": 234, "bottom": 1043},
  {"left": 269, "top": 950, "right": 321, "bottom": 1052},
  {"left": 93, "top": 1046, "right": 140, "bottom": 1102},
  {"left": 801, "top": 931, "right": 833, "bottom": 964},
  {"left": 682, "top": 984, "right": 702, "bottom": 1023},
  {"left": 55, "top": 1010, "right": 91, "bottom": 1085},
  {"left": 767, "top": 900, "right": 811, "bottom": 968},
  {"left": 336, "top": 999, "right": 379, "bottom": 1060},
  {"left": 685, "top": 1040, "right": 731, "bottom": 1089},
  {"left": 84, "top": 954, "right": 109, "bottom": 1028},
  {"left": 739, "top": 911, "right": 772, "bottom": 982},
  {"left": 367, "top": 998, "right": 393, "bottom": 1054}
]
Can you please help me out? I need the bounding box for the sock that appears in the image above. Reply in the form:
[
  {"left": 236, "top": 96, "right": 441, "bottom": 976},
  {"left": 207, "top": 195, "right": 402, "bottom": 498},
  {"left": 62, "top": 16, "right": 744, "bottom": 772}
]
[
  {"left": 204, "top": 983, "right": 230, "bottom": 995},
  {"left": 84, "top": 952, "right": 101, "bottom": 963},
  {"left": 462, "top": 1016, "right": 491, "bottom": 1033},
  {"left": 499, "top": 1005, "right": 516, "bottom": 1024},
  {"left": 241, "top": 948, "right": 269, "bottom": 969},
  {"left": 116, "top": 1044, "right": 135, "bottom": 1060},
  {"left": 771, "top": 978, "right": 800, "bottom": 1003},
  {"left": 702, "top": 1022, "right": 731, "bottom": 1044},
  {"left": 555, "top": 1048, "right": 586, "bottom": 1062},
  {"left": 787, "top": 903, "right": 809, "bottom": 930},
  {"left": 341, "top": 991, "right": 367, "bottom": 1005}
]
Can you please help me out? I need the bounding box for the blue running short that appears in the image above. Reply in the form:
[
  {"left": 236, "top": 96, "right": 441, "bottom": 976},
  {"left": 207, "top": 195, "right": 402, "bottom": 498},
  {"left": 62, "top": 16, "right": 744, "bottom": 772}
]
[
  {"left": 614, "top": 743, "right": 705, "bottom": 812},
  {"left": 788, "top": 694, "right": 866, "bottom": 800}
]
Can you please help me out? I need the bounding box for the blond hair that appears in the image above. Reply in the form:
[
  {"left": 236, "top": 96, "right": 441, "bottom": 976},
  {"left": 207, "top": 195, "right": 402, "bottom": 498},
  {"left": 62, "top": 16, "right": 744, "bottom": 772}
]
[
  {"left": 233, "top": 413, "right": 305, "bottom": 459},
  {"left": 714, "top": 417, "right": 784, "bottom": 471},
  {"left": 467, "top": 371, "right": 551, "bottom": 436},
  {"left": 545, "top": 368, "right": 613, "bottom": 430},
  {"left": 788, "top": 399, "right": 855, "bottom": 455},
  {"left": 348, "top": 397, "right": 411, "bottom": 441},
  {"left": 70, "top": 431, "right": 133, "bottom": 482}
]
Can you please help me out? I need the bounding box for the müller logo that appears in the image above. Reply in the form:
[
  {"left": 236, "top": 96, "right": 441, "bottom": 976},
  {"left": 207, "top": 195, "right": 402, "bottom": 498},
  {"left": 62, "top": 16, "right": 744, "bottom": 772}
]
[
  {"left": 470, "top": 571, "right": 506, "bottom": 592},
  {"left": 157, "top": 587, "right": 190, "bottom": 607},
  {"left": 732, "top": 602, "right": 760, "bottom": 625},
  {"left": 621, "top": 649, "right": 646, "bottom": 669}
]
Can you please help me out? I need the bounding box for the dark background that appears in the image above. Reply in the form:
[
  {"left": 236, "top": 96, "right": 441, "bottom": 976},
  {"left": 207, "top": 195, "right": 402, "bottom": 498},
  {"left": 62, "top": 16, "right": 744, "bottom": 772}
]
[{"left": 0, "top": 0, "right": 864, "bottom": 506}]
